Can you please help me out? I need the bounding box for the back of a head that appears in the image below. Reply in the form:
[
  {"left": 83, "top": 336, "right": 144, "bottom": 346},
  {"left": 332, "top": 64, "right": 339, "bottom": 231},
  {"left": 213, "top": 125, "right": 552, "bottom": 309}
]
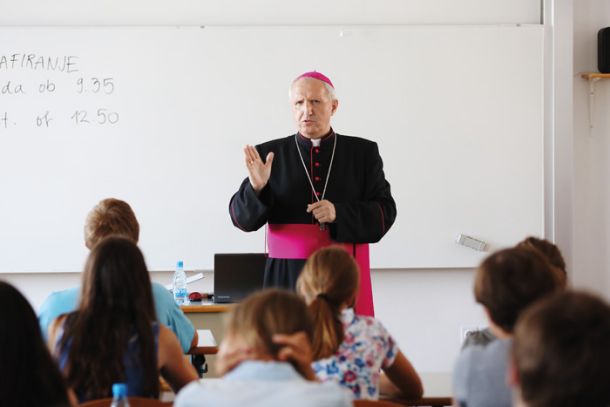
[
  {"left": 474, "top": 247, "right": 560, "bottom": 333},
  {"left": 0, "top": 281, "right": 70, "bottom": 406},
  {"left": 513, "top": 291, "right": 610, "bottom": 407},
  {"left": 296, "top": 246, "right": 360, "bottom": 359},
  {"left": 516, "top": 236, "right": 567, "bottom": 287},
  {"left": 227, "top": 289, "right": 313, "bottom": 365},
  {"left": 80, "top": 236, "right": 155, "bottom": 320},
  {"left": 84, "top": 198, "right": 140, "bottom": 249},
  {"left": 63, "top": 237, "right": 158, "bottom": 401}
]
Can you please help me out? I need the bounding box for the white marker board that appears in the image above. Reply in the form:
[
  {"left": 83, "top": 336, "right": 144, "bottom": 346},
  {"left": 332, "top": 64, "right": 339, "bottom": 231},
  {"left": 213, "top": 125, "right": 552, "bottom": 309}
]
[{"left": 0, "top": 25, "right": 544, "bottom": 272}]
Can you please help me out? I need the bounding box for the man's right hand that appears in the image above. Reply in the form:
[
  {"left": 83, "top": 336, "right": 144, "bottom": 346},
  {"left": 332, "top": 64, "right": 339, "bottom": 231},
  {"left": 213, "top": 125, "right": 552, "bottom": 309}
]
[{"left": 244, "top": 145, "right": 274, "bottom": 193}]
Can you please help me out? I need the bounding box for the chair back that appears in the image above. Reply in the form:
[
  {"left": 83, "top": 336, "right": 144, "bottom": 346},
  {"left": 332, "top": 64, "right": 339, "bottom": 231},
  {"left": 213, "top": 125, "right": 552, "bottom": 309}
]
[{"left": 80, "top": 397, "right": 172, "bottom": 407}]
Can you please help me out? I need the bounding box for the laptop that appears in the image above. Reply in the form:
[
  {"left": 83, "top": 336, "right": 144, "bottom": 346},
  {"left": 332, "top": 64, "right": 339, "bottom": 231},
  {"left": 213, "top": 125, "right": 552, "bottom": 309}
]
[{"left": 213, "top": 253, "right": 267, "bottom": 303}]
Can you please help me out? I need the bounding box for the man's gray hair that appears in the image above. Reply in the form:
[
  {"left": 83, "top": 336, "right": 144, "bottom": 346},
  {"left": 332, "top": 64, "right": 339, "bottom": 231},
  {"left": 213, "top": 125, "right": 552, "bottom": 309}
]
[{"left": 289, "top": 79, "right": 337, "bottom": 101}]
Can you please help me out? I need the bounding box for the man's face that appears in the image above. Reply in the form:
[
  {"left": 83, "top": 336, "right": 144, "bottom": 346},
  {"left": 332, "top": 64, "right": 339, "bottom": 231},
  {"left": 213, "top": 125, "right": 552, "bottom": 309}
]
[{"left": 290, "top": 78, "right": 338, "bottom": 139}]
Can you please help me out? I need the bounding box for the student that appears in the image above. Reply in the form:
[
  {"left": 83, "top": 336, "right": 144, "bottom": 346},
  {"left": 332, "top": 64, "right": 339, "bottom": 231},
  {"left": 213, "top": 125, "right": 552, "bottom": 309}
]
[
  {"left": 511, "top": 291, "right": 610, "bottom": 407},
  {"left": 453, "top": 247, "right": 561, "bottom": 407},
  {"left": 49, "top": 237, "right": 198, "bottom": 403},
  {"left": 38, "top": 197, "right": 197, "bottom": 352},
  {"left": 0, "top": 281, "right": 75, "bottom": 407},
  {"left": 515, "top": 236, "right": 567, "bottom": 286},
  {"left": 175, "top": 289, "right": 353, "bottom": 407},
  {"left": 462, "top": 236, "right": 568, "bottom": 348},
  {"left": 296, "top": 246, "right": 423, "bottom": 400}
]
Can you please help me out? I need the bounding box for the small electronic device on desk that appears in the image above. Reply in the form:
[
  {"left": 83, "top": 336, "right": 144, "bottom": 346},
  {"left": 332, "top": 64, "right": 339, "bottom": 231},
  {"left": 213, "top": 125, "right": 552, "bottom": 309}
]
[{"left": 213, "top": 253, "right": 267, "bottom": 303}]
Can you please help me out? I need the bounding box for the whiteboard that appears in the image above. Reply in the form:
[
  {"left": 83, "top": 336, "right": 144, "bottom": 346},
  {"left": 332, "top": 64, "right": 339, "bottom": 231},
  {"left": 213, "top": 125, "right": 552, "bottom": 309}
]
[{"left": 0, "top": 26, "right": 544, "bottom": 272}]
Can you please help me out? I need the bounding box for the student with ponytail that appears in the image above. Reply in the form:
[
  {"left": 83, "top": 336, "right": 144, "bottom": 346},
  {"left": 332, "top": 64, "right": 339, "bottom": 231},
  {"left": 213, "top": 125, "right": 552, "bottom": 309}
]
[{"left": 297, "top": 246, "right": 423, "bottom": 400}]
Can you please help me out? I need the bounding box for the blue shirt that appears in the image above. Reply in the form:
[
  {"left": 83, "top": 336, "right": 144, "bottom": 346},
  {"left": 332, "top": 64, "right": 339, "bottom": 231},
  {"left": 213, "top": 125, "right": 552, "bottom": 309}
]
[
  {"left": 453, "top": 338, "right": 513, "bottom": 407},
  {"left": 38, "top": 282, "right": 195, "bottom": 352},
  {"left": 175, "top": 361, "right": 353, "bottom": 407}
]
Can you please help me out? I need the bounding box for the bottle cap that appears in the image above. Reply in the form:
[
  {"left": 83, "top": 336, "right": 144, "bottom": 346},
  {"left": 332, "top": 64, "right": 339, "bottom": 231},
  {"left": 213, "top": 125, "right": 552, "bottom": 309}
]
[
  {"left": 177, "top": 260, "right": 184, "bottom": 269},
  {"left": 112, "top": 383, "right": 128, "bottom": 397}
]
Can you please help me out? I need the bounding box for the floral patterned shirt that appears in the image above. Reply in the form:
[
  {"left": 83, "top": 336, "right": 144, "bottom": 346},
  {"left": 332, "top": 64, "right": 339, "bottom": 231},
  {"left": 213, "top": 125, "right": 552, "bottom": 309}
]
[{"left": 312, "top": 308, "right": 399, "bottom": 399}]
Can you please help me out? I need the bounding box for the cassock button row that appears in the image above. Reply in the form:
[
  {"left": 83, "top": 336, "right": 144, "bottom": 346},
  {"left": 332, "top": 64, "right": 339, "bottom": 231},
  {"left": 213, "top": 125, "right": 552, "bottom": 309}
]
[
  {"left": 314, "top": 162, "right": 320, "bottom": 167},
  {"left": 314, "top": 176, "right": 321, "bottom": 181},
  {"left": 315, "top": 148, "right": 320, "bottom": 154},
  {"left": 316, "top": 191, "right": 322, "bottom": 196}
]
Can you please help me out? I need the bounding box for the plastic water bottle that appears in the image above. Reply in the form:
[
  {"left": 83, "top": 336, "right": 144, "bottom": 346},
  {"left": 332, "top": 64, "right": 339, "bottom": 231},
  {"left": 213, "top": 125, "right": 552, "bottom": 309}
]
[
  {"left": 173, "top": 260, "right": 188, "bottom": 305},
  {"left": 110, "top": 383, "right": 130, "bottom": 407}
]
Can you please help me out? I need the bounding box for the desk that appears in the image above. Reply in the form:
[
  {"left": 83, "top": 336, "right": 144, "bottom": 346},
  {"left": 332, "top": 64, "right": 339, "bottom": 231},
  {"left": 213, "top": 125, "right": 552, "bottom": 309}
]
[
  {"left": 191, "top": 329, "right": 218, "bottom": 355},
  {"left": 182, "top": 302, "right": 232, "bottom": 377},
  {"left": 188, "top": 329, "right": 218, "bottom": 377},
  {"left": 383, "top": 372, "right": 452, "bottom": 407},
  {"left": 182, "top": 302, "right": 232, "bottom": 314}
]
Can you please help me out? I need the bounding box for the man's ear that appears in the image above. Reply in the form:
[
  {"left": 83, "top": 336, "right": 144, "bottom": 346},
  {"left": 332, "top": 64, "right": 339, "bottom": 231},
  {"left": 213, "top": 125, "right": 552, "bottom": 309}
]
[{"left": 331, "top": 99, "right": 339, "bottom": 115}]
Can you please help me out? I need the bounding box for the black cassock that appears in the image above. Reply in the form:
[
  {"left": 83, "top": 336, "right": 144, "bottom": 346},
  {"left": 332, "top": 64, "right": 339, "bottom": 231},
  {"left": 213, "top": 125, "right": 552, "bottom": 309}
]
[{"left": 229, "top": 130, "right": 396, "bottom": 312}]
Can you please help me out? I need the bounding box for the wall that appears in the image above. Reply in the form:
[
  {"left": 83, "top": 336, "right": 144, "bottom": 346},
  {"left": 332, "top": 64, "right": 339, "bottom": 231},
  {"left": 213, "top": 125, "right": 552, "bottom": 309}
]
[
  {"left": 1, "top": 0, "right": 539, "bottom": 25},
  {"left": 573, "top": 0, "right": 610, "bottom": 299},
  {"left": 1, "top": 0, "right": 544, "bottom": 375}
]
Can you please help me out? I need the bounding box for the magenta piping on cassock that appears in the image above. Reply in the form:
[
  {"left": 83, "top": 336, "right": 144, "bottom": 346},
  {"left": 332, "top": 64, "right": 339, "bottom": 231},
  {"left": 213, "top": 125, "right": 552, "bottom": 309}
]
[{"left": 267, "top": 223, "right": 374, "bottom": 316}]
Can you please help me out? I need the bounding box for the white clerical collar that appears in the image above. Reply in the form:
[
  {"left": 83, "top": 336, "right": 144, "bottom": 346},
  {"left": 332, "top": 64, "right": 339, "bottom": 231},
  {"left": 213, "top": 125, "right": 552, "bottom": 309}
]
[{"left": 311, "top": 138, "right": 321, "bottom": 147}]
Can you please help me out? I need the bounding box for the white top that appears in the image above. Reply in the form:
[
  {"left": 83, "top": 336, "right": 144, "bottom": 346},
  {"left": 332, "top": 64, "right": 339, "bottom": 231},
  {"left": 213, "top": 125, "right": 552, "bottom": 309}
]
[
  {"left": 174, "top": 360, "right": 353, "bottom": 407},
  {"left": 312, "top": 308, "right": 399, "bottom": 399},
  {"left": 196, "top": 329, "right": 216, "bottom": 347}
]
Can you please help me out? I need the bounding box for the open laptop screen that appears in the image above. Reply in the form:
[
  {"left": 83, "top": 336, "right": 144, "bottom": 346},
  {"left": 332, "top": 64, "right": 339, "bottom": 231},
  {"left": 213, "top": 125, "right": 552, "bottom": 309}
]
[{"left": 213, "top": 253, "right": 267, "bottom": 303}]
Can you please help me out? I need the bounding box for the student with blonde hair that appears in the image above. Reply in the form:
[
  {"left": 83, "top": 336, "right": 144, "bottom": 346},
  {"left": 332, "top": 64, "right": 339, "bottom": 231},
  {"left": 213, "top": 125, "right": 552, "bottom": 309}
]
[
  {"left": 511, "top": 291, "right": 610, "bottom": 407},
  {"left": 297, "top": 246, "right": 422, "bottom": 400},
  {"left": 39, "top": 198, "right": 197, "bottom": 352},
  {"left": 175, "top": 289, "right": 352, "bottom": 407}
]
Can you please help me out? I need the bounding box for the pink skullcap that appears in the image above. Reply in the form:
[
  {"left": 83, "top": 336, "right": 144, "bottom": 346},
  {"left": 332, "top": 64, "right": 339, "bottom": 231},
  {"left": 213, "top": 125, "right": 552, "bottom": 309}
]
[{"left": 294, "top": 71, "right": 334, "bottom": 89}]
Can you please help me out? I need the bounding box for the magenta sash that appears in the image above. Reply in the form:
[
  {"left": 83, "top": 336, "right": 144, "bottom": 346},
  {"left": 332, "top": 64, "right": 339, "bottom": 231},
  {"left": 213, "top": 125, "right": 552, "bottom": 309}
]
[{"left": 267, "top": 223, "right": 374, "bottom": 316}]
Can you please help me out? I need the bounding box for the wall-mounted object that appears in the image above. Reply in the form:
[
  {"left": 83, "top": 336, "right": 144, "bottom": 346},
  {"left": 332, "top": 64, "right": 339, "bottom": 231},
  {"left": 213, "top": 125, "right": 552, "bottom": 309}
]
[{"left": 580, "top": 72, "right": 610, "bottom": 130}]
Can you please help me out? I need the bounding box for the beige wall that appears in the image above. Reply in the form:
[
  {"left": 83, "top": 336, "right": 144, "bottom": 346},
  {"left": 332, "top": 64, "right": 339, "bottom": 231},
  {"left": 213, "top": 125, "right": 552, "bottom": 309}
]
[{"left": 572, "top": 0, "right": 610, "bottom": 300}]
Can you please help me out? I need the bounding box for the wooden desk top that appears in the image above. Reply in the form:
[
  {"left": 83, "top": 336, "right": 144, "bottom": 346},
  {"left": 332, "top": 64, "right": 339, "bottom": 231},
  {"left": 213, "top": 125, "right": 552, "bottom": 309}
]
[
  {"left": 181, "top": 301, "right": 232, "bottom": 313},
  {"left": 188, "top": 329, "right": 218, "bottom": 355},
  {"left": 383, "top": 372, "right": 452, "bottom": 406}
]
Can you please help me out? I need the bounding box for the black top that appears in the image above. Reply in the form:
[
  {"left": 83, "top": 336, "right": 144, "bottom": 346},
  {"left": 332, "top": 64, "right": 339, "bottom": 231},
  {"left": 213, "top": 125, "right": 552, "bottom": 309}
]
[{"left": 229, "top": 131, "right": 397, "bottom": 243}]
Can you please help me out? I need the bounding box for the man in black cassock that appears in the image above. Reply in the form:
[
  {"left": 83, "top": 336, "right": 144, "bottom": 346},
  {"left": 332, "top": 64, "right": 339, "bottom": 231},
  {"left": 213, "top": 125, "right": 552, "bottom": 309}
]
[{"left": 229, "top": 71, "right": 396, "bottom": 316}]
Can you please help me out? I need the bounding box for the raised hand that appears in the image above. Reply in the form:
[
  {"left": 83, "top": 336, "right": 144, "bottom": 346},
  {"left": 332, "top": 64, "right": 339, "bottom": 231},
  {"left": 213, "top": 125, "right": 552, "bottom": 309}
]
[{"left": 244, "top": 145, "right": 274, "bottom": 193}]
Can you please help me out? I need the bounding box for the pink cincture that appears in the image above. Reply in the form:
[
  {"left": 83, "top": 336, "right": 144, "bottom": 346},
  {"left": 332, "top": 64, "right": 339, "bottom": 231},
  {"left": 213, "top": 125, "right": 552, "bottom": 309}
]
[{"left": 267, "top": 223, "right": 374, "bottom": 316}]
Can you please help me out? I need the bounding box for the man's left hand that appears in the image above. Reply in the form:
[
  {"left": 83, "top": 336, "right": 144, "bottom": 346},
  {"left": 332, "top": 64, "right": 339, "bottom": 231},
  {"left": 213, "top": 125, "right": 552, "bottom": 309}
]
[{"left": 306, "top": 200, "right": 336, "bottom": 223}]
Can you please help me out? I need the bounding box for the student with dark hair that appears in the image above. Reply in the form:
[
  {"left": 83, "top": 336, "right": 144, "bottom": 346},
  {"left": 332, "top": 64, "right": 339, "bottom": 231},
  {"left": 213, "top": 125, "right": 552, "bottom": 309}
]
[
  {"left": 175, "top": 289, "right": 352, "bottom": 407},
  {"left": 515, "top": 236, "right": 567, "bottom": 286},
  {"left": 453, "top": 247, "right": 561, "bottom": 407},
  {"left": 462, "top": 236, "right": 567, "bottom": 348},
  {"left": 511, "top": 291, "right": 610, "bottom": 407},
  {"left": 39, "top": 198, "right": 197, "bottom": 353},
  {"left": 49, "top": 237, "right": 197, "bottom": 403},
  {"left": 297, "top": 246, "right": 422, "bottom": 400},
  {"left": 0, "top": 281, "right": 74, "bottom": 407}
]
